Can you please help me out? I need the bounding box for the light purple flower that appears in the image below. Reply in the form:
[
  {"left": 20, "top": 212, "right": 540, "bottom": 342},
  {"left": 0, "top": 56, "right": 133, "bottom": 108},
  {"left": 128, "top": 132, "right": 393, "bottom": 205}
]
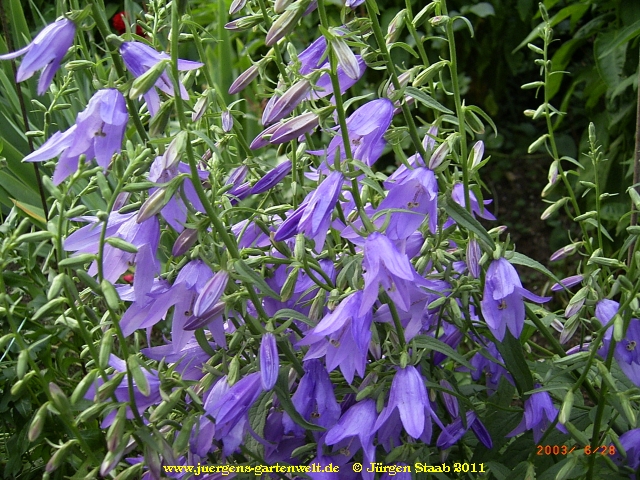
[
  {"left": 311, "top": 99, "right": 394, "bottom": 169},
  {"left": 0, "top": 18, "right": 75, "bottom": 95},
  {"left": 23, "top": 89, "right": 127, "bottom": 185},
  {"left": 467, "top": 239, "right": 481, "bottom": 278},
  {"left": 480, "top": 258, "right": 550, "bottom": 341},
  {"left": 617, "top": 429, "right": 640, "bottom": 471},
  {"left": 507, "top": 388, "right": 568, "bottom": 443},
  {"left": 262, "top": 80, "right": 312, "bottom": 125},
  {"left": 359, "top": 232, "right": 429, "bottom": 316},
  {"left": 270, "top": 112, "right": 319, "bottom": 144},
  {"left": 451, "top": 183, "right": 496, "bottom": 220},
  {"left": 260, "top": 333, "right": 279, "bottom": 390},
  {"left": 282, "top": 359, "right": 340, "bottom": 435},
  {"left": 325, "top": 399, "right": 377, "bottom": 467},
  {"left": 374, "top": 366, "right": 439, "bottom": 442},
  {"left": 299, "top": 291, "right": 372, "bottom": 383},
  {"left": 375, "top": 166, "right": 438, "bottom": 238},
  {"left": 120, "top": 41, "right": 203, "bottom": 116},
  {"left": 437, "top": 411, "right": 493, "bottom": 449},
  {"left": 250, "top": 160, "right": 292, "bottom": 194},
  {"left": 274, "top": 171, "right": 343, "bottom": 251}
]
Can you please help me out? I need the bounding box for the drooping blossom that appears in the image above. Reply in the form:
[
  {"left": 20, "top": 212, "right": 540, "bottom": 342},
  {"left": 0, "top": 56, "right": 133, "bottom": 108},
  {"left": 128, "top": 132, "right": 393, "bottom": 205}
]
[
  {"left": 249, "top": 160, "right": 292, "bottom": 194},
  {"left": 373, "top": 365, "right": 441, "bottom": 443},
  {"left": 448, "top": 182, "right": 496, "bottom": 222},
  {"left": 282, "top": 359, "right": 340, "bottom": 435},
  {"left": 359, "top": 232, "right": 431, "bottom": 316},
  {"left": 274, "top": 171, "right": 344, "bottom": 251},
  {"left": 299, "top": 291, "right": 373, "bottom": 383},
  {"left": 469, "top": 338, "right": 513, "bottom": 393},
  {"left": 507, "top": 388, "right": 568, "bottom": 443},
  {"left": 23, "top": 89, "right": 127, "bottom": 184},
  {"left": 310, "top": 99, "right": 394, "bottom": 170},
  {"left": 480, "top": 257, "right": 550, "bottom": 341},
  {"left": 120, "top": 41, "right": 203, "bottom": 116},
  {"left": 437, "top": 411, "right": 493, "bottom": 449},
  {"left": 616, "top": 429, "right": 640, "bottom": 472},
  {"left": 0, "top": 18, "right": 75, "bottom": 95}
]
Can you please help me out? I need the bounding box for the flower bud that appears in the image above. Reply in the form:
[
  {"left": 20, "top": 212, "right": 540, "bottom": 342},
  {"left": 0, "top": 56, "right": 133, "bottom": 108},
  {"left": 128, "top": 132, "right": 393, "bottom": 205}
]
[
  {"left": 225, "top": 15, "right": 263, "bottom": 31},
  {"left": 229, "top": 63, "right": 260, "bottom": 95},
  {"left": 466, "top": 239, "right": 481, "bottom": 278},
  {"left": 550, "top": 242, "right": 581, "bottom": 261},
  {"left": 430, "top": 15, "right": 450, "bottom": 27},
  {"left": 280, "top": 267, "right": 299, "bottom": 302},
  {"left": 172, "top": 228, "right": 198, "bottom": 257},
  {"left": 413, "top": 60, "right": 447, "bottom": 87},
  {"left": 229, "top": 0, "right": 248, "bottom": 14},
  {"left": 129, "top": 59, "right": 169, "bottom": 99},
  {"left": 470, "top": 140, "right": 485, "bottom": 169},
  {"left": 192, "top": 95, "right": 208, "bottom": 122},
  {"left": 28, "top": 402, "right": 49, "bottom": 442},
  {"left": 162, "top": 131, "right": 188, "bottom": 170},
  {"left": 540, "top": 197, "right": 568, "bottom": 220},
  {"left": 107, "top": 406, "right": 126, "bottom": 452},
  {"left": 137, "top": 188, "right": 167, "bottom": 223},
  {"left": 194, "top": 271, "right": 229, "bottom": 317},
  {"left": 331, "top": 37, "right": 360, "bottom": 80},
  {"left": 222, "top": 110, "right": 234, "bottom": 132},
  {"left": 46, "top": 439, "right": 77, "bottom": 473},
  {"left": 49, "top": 382, "right": 71, "bottom": 417},
  {"left": 250, "top": 160, "right": 292, "bottom": 194},
  {"left": 250, "top": 122, "right": 280, "bottom": 150},
  {"left": 266, "top": 7, "right": 301, "bottom": 46},
  {"left": 386, "top": 10, "right": 406, "bottom": 44},
  {"left": 262, "top": 79, "right": 312, "bottom": 125},
  {"left": 428, "top": 140, "right": 449, "bottom": 169},
  {"left": 270, "top": 112, "right": 319, "bottom": 144},
  {"left": 260, "top": 332, "right": 279, "bottom": 390}
]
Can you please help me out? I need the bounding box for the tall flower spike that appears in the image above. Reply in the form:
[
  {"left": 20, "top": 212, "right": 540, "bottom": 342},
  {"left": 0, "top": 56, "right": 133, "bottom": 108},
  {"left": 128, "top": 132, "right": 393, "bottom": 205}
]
[
  {"left": 0, "top": 18, "right": 75, "bottom": 95},
  {"left": 120, "top": 41, "right": 203, "bottom": 116},
  {"left": 24, "top": 89, "right": 128, "bottom": 185}
]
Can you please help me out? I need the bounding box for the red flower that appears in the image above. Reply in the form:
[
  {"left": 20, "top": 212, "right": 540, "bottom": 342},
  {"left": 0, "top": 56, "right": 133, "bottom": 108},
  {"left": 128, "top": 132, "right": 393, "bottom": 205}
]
[{"left": 112, "top": 12, "right": 144, "bottom": 36}]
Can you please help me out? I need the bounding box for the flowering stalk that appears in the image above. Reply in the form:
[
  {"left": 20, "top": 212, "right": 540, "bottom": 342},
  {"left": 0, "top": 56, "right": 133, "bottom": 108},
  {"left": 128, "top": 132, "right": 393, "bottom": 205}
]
[{"left": 170, "top": 0, "right": 267, "bottom": 334}]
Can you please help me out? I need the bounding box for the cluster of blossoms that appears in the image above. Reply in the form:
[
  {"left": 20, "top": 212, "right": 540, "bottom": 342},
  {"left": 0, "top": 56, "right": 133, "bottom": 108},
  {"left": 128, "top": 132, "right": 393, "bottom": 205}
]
[{"left": 5, "top": 3, "right": 640, "bottom": 479}]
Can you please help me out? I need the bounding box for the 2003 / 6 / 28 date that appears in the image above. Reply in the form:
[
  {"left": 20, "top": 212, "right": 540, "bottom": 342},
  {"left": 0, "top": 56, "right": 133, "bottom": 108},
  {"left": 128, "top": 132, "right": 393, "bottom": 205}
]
[{"left": 537, "top": 445, "right": 617, "bottom": 456}]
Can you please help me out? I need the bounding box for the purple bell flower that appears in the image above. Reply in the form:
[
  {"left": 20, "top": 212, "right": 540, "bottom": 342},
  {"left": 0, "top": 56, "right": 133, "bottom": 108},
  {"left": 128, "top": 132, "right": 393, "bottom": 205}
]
[
  {"left": 617, "top": 429, "right": 640, "bottom": 471},
  {"left": 0, "top": 18, "right": 75, "bottom": 95},
  {"left": 250, "top": 160, "right": 292, "bottom": 194},
  {"left": 480, "top": 258, "right": 551, "bottom": 341},
  {"left": 274, "top": 171, "right": 344, "bottom": 251},
  {"left": 437, "top": 411, "right": 493, "bottom": 449},
  {"left": 310, "top": 99, "right": 394, "bottom": 170},
  {"left": 451, "top": 183, "right": 496, "bottom": 220},
  {"left": 120, "top": 41, "right": 203, "bottom": 116},
  {"left": 23, "top": 89, "right": 127, "bottom": 185},
  {"left": 507, "top": 388, "right": 568, "bottom": 443},
  {"left": 282, "top": 359, "right": 340, "bottom": 435},
  {"left": 375, "top": 166, "right": 438, "bottom": 238},
  {"left": 299, "top": 291, "right": 372, "bottom": 383},
  {"left": 324, "top": 399, "right": 378, "bottom": 468},
  {"left": 359, "top": 232, "right": 430, "bottom": 316},
  {"left": 373, "top": 365, "right": 440, "bottom": 442}
]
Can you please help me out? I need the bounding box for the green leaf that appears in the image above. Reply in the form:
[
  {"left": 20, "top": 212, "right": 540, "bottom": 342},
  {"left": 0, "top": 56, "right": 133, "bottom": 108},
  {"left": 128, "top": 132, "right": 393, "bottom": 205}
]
[
  {"left": 412, "top": 335, "right": 473, "bottom": 369},
  {"left": 493, "top": 332, "right": 533, "bottom": 396},
  {"left": 404, "top": 87, "right": 454, "bottom": 114},
  {"left": 233, "top": 259, "right": 281, "bottom": 300},
  {"left": 444, "top": 196, "right": 495, "bottom": 251}
]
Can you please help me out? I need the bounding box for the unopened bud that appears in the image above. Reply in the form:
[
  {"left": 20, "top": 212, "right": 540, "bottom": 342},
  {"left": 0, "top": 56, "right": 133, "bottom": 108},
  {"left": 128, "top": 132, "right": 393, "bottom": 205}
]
[
  {"left": 46, "top": 440, "right": 77, "bottom": 473},
  {"left": 137, "top": 188, "right": 167, "bottom": 223},
  {"left": 558, "top": 390, "right": 573, "bottom": 424},
  {"left": 228, "top": 63, "right": 260, "bottom": 95},
  {"left": 162, "top": 131, "right": 188, "bottom": 170},
  {"left": 28, "top": 402, "right": 49, "bottom": 442},
  {"left": 107, "top": 406, "right": 126, "bottom": 452},
  {"left": 429, "top": 15, "right": 450, "bottom": 27},
  {"left": 386, "top": 10, "right": 406, "bottom": 44},
  {"left": 280, "top": 267, "right": 299, "bottom": 302},
  {"left": 540, "top": 197, "right": 568, "bottom": 220},
  {"left": 222, "top": 110, "right": 234, "bottom": 132},
  {"left": 172, "top": 228, "right": 198, "bottom": 257},
  {"left": 229, "top": 0, "right": 248, "bottom": 14},
  {"left": 331, "top": 37, "right": 360, "bottom": 81},
  {"left": 274, "top": 0, "right": 294, "bottom": 13},
  {"left": 270, "top": 112, "right": 319, "bottom": 144},
  {"left": 49, "top": 382, "right": 71, "bottom": 417},
  {"left": 192, "top": 95, "right": 208, "bottom": 122},
  {"left": 224, "top": 15, "right": 263, "bottom": 31},
  {"left": 260, "top": 332, "right": 279, "bottom": 390},
  {"left": 413, "top": 60, "right": 447, "bottom": 87},
  {"left": 428, "top": 140, "right": 449, "bottom": 169},
  {"left": 129, "top": 60, "right": 169, "bottom": 99},
  {"left": 470, "top": 140, "right": 485, "bottom": 169},
  {"left": 266, "top": 7, "right": 301, "bottom": 46},
  {"left": 550, "top": 242, "right": 581, "bottom": 261},
  {"left": 262, "top": 79, "right": 312, "bottom": 125}
]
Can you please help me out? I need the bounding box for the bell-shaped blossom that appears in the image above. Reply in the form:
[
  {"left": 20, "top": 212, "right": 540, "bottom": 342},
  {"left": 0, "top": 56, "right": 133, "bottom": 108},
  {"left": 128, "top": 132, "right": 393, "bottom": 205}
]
[
  {"left": 260, "top": 333, "right": 279, "bottom": 390},
  {"left": 310, "top": 99, "right": 394, "bottom": 170},
  {"left": 373, "top": 365, "right": 439, "bottom": 442},
  {"left": 375, "top": 167, "right": 438, "bottom": 238},
  {"left": 193, "top": 271, "right": 229, "bottom": 318},
  {"left": 283, "top": 359, "right": 340, "bottom": 435},
  {"left": 120, "top": 41, "right": 203, "bottom": 116},
  {"left": 480, "top": 258, "right": 550, "bottom": 341},
  {"left": 597, "top": 301, "right": 640, "bottom": 387},
  {"left": 359, "top": 232, "right": 430, "bottom": 316},
  {"left": 147, "top": 156, "right": 207, "bottom": 232},
  {"left": 0, "top": 18, "right": 75, "bottom": 95},
  {"left": 437, "top": 411, "right": 493, "bottom": 449},
  {"left": 325, "top": 399, "right": 378, "bottom": 469},
  {"left": 507, "top": 389, "right": 568, "bottom": 443},
  {"left": 205, "top": 372, "right": 262, "bottom": 439},
  {"left": 299, "top": 291, "right": 372, "bottom": 383},
  {"left": 274, "top": 171, "right": 343, "bottom": 251},
  {"left": 24, "top": 89, "right": 127, "bottom": 184},
  {"left": 469, "top": 339, "right": 513, "bottom": 393}
]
